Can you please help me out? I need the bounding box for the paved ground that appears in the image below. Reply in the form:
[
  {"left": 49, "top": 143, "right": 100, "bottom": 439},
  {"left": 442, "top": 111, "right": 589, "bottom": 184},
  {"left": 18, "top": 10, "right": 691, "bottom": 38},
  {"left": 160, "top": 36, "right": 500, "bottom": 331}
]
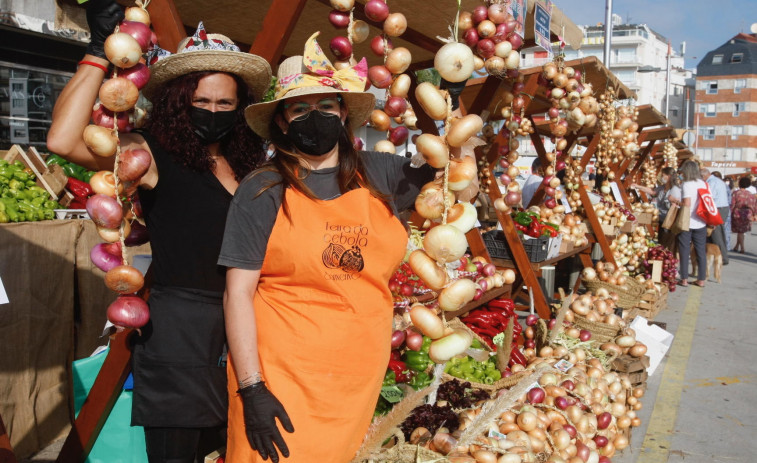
[{"left": 18, "top": 233, "right": 757, "bottom": 463}]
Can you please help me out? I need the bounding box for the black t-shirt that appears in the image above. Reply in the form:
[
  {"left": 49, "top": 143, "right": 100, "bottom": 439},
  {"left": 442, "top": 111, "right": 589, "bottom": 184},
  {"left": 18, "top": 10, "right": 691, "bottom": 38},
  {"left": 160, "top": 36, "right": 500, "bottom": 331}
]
[
  {"left": 138, "top": 131, "right": 234, "bottom": 292},
  {"left": 218, "top": 151, "right": 436, "bottom": 270}
]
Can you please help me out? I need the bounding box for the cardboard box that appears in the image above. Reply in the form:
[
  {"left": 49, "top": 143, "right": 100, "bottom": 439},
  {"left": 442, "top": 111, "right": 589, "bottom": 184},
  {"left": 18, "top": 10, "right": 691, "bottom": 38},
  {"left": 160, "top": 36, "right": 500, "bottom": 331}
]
[
  {"left": 559, "top": 237, "right": 574, "bottom": 254},
  {"left": 636, "top": 212, "right": 654, "bottom": 225},
  {"left": 619, "top": 220, "right": 636, "bottom": 234}
]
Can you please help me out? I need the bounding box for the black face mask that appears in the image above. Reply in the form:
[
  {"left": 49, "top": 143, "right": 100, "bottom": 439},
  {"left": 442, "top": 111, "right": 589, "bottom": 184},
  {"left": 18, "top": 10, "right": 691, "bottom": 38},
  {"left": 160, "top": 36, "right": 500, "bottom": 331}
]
[
  {"left": 190, "top": 107, "right": 237, "bottom": 144},
  {"left": 285, "top": 110, "right": 343, "bottom": 156}
]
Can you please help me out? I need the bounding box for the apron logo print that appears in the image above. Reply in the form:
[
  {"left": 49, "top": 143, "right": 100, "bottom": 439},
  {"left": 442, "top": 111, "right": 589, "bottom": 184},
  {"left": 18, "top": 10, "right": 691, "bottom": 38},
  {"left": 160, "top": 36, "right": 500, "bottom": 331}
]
[{"left": 321, "top": 242, "right": 365, "bottom": 273}]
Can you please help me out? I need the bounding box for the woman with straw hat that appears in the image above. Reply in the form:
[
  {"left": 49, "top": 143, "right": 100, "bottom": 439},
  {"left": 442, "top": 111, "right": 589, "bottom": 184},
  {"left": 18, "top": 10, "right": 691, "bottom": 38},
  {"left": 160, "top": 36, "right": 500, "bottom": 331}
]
[
  {"left": 47, "top": 1, "right": 271, "bottom": 460},
  {"left": 218, "top": 33, "right": 437, "bottom": 462}
]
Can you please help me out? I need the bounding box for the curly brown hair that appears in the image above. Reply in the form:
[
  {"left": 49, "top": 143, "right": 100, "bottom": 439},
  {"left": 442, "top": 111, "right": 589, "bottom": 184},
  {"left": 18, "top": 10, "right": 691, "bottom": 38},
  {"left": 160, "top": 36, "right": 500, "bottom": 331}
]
[{"left": 145, "top": 71, "right": 266, "bottom": 181}]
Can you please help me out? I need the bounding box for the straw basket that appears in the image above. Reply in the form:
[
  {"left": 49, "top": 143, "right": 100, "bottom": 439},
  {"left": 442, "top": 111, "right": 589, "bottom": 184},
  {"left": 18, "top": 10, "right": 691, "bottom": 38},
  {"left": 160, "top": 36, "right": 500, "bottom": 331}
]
[
  {"left": 352, "top": 429, "right": 447, "bottom": 463},
  {"left": 582, "top": 279, "right": 645, "bottom": 309},
  {"left": 571, "top": 315, "right": 622, "bottom": 343}
]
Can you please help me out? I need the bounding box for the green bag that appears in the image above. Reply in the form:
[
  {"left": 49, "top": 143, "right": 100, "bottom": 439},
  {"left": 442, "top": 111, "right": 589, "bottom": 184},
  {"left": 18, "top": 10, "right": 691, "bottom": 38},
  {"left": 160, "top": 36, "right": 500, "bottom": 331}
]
[{"left": 72, "top": 347, "right": 148, "bottom": 463}]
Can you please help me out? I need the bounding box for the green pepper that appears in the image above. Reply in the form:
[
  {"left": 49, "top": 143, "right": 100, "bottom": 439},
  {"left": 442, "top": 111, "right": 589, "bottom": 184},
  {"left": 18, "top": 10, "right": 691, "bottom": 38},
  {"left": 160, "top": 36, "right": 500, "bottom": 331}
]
[
  {"left": 0, "top": 167, "right": 12, "bottom": 179},
  {"left": 17, "top": 199, "right": 38, "bottom": 213},
  {"left": 82, "top": 170, "right": 96, "bottom": 183},
  {"left": 408, "top": 371, "right": 432, "bottom": 390},
  {"left": 382, "top": 370, "right": 396, "bottom": 387},
  {"left": 45, "top": 154, "right": 67, "bottom": 166},
  {"left": 1, "top": 197, "right": 18, "bottom": 211},
  {"left": 12, "top": 171, "right": 29, "bottom": 182},
  {"left": 6, "top": 208, "right": 19, "bottom": 222},
  {"left": 421, "top": 336, "right": 432, "bottom": 354},
  {"left": 470, "top": 338, "right": 483, "bottom": 349},
  {"left": 12, "top": 161, "right": 24, "bottom": 170},
  {"left": 0, "top": 211, "right": 8, "bottom": 223},
  {"left": 403, "top": 350, "right": 432, "bottom": 372},
  {"left": 8, "top": 179, "right": 22, "bottom": 191},
  {"left": 0, "top": 160, "right": 7, "bottom": 167},
  {"left": 44, "top": 200, "right": 59, "bottom": 209},
  {"left": 42, "top": 209, "right": 55, "bottom": 220},
  {"left": 487, "top": 369, "right": 502, "bottom": 382}
]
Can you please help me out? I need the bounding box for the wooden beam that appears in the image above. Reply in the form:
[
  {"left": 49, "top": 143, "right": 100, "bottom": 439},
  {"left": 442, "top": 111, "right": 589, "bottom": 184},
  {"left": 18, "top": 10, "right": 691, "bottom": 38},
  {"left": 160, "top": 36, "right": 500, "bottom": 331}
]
[
  {"left": 56, "top": 330, "right": 134, "bottom": 463},
  {"left": 466, "top": 228, "right": 492, "bottom": 262},
  {"left": 526, "top": 122, "right": 550, "bottom": 208},
  {"left": 579, "top": 134, "right": 600, "bottom": 169},
  {"left": 147, "top": 0, "right": 186, "bottom": 53},
  {"left": 467, "top": 76, "right": 502, "bottom": 117},
  {"left": 249, "top": 0, "right": 308, "bottom": 64},
  {"left": 577, "top": 183, "right": 616, "bottom": 266},
  {"left": 624, "top": 140, "right": 657, "bottom": 188}
]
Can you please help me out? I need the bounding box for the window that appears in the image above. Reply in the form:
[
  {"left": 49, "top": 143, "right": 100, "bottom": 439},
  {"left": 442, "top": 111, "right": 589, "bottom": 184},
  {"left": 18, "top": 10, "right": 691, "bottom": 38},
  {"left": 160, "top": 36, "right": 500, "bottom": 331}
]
[
  {"left": 700, "top": 127, "right": 715, "bottom": 140},
  {"left": 731, "top": 126, "right": 744, "bottom": 139},
  {"left": 731, "top": 53, "right": 743, "bottom": 64},
  {"left": 670, "top": 108, "right": 679, "bottom": 117},
  {"left": 733, "top": 102, "right": 745, "bottom": 116},
  {"left": 701, "top": 103, "right": 716, "bottom": 117},
  {"left": 614, "top": 70, "right": 635, "bottom": 84},
  {"left": 734, "top": 79, "right": 746, "bottom": 93},
  {"left": 712, "top": 54, "right": 723, "bottom": 65},
  {"left": 726, "top": 148, "right": 742, "bottom": 161},
  {"left": 707, "top": 81, "right": 718, "bottom": 94},
  {"left": 700, "top": 148, "right": 713, "bottom": 160}
]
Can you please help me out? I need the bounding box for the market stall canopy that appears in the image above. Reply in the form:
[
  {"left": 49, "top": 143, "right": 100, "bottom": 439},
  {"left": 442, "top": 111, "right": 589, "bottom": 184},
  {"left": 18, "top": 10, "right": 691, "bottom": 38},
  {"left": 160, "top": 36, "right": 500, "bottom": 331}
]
[
  {"left": 639, "top": 125, "right": 677, "bottom": 143},
  {"left": 635, "top": 104, "right": 669, "bottom": 130},
  {"left": 459, "top": 56, "right": 634, "bottom": 121},
  {"left": 62, "top": 0, "right": 582, "bottom": 69}
]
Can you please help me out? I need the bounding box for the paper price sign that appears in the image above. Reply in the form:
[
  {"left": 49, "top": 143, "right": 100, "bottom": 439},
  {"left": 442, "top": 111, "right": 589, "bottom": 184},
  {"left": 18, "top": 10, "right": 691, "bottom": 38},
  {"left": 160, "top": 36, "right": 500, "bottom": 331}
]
[
  {"left": 380, "top": 385, "right": 404, "bottom": 403},
  {"left": 610, "top": 182, "right": 623, "bottom": 202},
  {"left": 488, "top": 429, "right": 508, "bottom": 441},
  {"left": 554, "top": 359, "right": 574, "bottom": 372}
]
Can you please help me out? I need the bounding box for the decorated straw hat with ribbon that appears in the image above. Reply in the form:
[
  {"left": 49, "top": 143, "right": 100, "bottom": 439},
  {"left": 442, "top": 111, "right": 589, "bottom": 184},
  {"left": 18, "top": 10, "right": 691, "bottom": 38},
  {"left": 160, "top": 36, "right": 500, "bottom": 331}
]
[
  {"left": 244, "top": 32, "right": 376, "bottom": 140},
  {"left": 142, "top": 22, "right": 272, "bottom": 102}
]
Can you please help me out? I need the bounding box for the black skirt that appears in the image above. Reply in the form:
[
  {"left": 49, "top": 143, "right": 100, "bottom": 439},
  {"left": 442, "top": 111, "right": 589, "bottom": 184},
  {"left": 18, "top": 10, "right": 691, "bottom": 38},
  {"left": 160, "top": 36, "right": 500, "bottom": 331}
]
[{"left": 131, "top": 285, "right": 227, "bottom": 427}]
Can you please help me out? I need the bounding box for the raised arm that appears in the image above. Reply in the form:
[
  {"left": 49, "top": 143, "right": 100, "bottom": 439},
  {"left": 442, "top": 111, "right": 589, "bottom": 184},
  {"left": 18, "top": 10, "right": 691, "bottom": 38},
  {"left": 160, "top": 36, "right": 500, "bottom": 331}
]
[{"left": 47, "top": 0, "right": 152, "bottom": 180}]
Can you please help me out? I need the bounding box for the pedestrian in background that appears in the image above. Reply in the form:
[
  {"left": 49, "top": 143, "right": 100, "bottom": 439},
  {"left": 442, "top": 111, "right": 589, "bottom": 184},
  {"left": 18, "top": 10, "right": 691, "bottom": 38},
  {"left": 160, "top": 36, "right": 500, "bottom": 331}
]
[
  {"left": 720, "top": 174, "right": 734, "bottom": 251},
  {"left": 731, "top": 177, "right": 757, "bottom": 254},
  {"left": 701, "top": 168, "right": 729, "bottom": 264},
  {"left": 521, "top": 157, "right": 543, "bottom": 208},
  {"left": 677, "top": 161, "right": 707, "bottom": 287}
]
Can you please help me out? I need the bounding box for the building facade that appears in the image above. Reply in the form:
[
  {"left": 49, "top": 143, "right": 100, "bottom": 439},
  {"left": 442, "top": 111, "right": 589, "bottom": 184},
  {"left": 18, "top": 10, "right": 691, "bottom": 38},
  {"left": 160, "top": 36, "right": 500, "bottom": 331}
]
[
  {"left": 520, "top": 15, "right": 695, "bottom": 130},
  {"left": 694, "top": 33, "right": 757, "bottom": 170}
]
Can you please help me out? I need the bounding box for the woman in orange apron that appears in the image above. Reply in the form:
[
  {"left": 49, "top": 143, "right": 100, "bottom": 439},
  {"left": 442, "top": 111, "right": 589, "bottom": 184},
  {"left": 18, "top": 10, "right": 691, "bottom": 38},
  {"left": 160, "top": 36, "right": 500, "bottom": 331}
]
[{"left": 218, "top": 33, "right": 435, "bottom": 462}]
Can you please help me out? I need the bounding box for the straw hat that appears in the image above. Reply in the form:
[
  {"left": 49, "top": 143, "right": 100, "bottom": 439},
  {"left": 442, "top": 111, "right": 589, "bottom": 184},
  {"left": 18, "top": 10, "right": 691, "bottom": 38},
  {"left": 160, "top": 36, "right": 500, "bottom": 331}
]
[
  {"left": 142, "top": 22, "right": 272, "bottom": 102},
  {"left": 244, "top": 32, "right": 375, "bottom": 140}
]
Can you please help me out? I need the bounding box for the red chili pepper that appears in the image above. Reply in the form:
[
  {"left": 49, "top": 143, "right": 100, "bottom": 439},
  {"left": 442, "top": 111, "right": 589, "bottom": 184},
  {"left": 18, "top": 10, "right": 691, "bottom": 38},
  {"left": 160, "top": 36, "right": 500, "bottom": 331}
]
[
  {"left": 387, "top": 359, "right": 413, "bottom": 383},
  {"left": 509, "top": 345, "right": 528, "bottom": 367},
  {"left": 66, "top": 177, "right": 93, "bottom": 200},
  {"left": 69, "top": 200, "right": 87, "bottom": 209}
]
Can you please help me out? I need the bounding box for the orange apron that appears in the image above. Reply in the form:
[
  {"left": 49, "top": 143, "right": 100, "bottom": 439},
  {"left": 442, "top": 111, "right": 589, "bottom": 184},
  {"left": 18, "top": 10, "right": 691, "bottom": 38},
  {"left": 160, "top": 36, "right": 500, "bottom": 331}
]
[{"left": 227, "top": 187, "right": 407, "bottom": 462}]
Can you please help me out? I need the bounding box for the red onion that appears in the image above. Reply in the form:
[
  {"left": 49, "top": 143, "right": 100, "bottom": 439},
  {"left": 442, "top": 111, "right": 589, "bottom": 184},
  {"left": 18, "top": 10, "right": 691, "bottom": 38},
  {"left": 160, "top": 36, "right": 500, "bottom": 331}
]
[
  {"left": 107, "top": 295, "right": 150, "bottom": 328},
  {"left": 390, "top": 330, "right": 406, "bottom": 348},
  {"left": 405, "top": 330, "right": 423, "bottom": 351},
  {"left": 87, "top": 194, "right": 124, "bottom": 229},
  {"left": 370, "top": 35, "right": 393, "bottom": 56},
  {"left": 353, "top": 137, "right": 364, "bottom": 150},
  {"left": 545, "top": 198, "right": 557, "bottom": 209},
  {"left": 477, "top": 278, "right": 489, "bottom": 292},
  {"left": 92, "top": 103, "right": 132, "bottom": 132},
  {"left": 119, "top": 62, "right": 151, "bottom": 90},
  {"left": 576, "top": 441, "right": 590, "bottom": 463},
  {"left": 328, "top": 9, "right": 350, "bottom": 28},
  {"left": 524, "top": 339, "right": 535, "bottom": 349},
  {"left": 579, "top": 329, "right": 592, "bottom": 341},
  {"left": 525, "top": 314, "right": 539, "bottom": 326},
  {"left": 556, "top": 160, "right": 566, "bottom": 171},
  {"left": 463, "top": 28, "right": 479, "bottom": 47},
  {"left": 560, "top": 379, "right": 575, "bottom": 390},
  {"left": 368, "top": 65, "right": 393, "bottom": 88},
  {"left": 594, "top": 435, "right": 609, "bottom": 448},
  {"left": 563, "top": 424, "right": 577, "bottom": 438},
  {"left": 399, "top": 283, "right": 414, "bottom": 296},
  {"left": 548, "top": 318, "right": 557, "bottom": 329},
  {"left": 119, "top": 20, "right": 152, "bottom": 52},
  {"left": 597, "top": 411, "right": 612, "bottom": 430},
  {"left": 473, "top": 288, "right": 483, "bottom": 300},
  {"left": 504, "top": 190, "right": 521, "bottom": 206},
  {"left": 90, "top": 243, "right": 123, "bottom": 272},
  {"left": 329, "top": 36, "right": 353, "bottom": 60},
  {"left": 124, "top": 220, "right": 150, "bottom": 246},
  {"left": 508, "top": 33, "right": 524, "bottom": 49},
  {"left": 476, "top": 39, "right": 495, "bottom": 59},
  {"left": 388, "top": 126, "right": 409, "bottom": 146},
  {"left": 527, "top": 387, "right": 545, "bottom": 404},
  {"left": 364, "top": 0, "right": 389, "bottom": 22},
  {"left": 598, "top": 457, "right": 611, "bottom": 463},
  {"left": 117, "top": 148, "right": 152, "bottom": 182},
  {"left": 554, "top": 395, "right": 570, "bottom": 410},
  {"left": 471, "top": 5, "right": 488, "bottom": 24},
  {"left": 383, "top": 96, "right": 407, "bottom": 117},
  {"left": 548, "top": 107, "right": 560, "bottom": 119}
]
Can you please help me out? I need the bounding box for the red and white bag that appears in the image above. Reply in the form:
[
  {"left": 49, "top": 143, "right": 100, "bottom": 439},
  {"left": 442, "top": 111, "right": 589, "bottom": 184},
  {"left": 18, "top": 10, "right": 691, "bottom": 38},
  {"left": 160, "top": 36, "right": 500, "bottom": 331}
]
[{"left": 697, "top": 183, "right": 724, "bottom": 226}]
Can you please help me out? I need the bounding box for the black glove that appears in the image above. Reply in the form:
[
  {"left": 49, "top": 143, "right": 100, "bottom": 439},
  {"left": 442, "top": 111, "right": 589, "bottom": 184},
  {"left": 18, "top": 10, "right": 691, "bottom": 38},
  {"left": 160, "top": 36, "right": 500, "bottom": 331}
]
[
  {"left": 85, "top": 0, "right": 125, "bottom": 59},
  {"left": 239, "top": 382, "right": 294, "bottom": 462},
  {"left": 440, "top": 78, "right": 468, "bottom": 111}
]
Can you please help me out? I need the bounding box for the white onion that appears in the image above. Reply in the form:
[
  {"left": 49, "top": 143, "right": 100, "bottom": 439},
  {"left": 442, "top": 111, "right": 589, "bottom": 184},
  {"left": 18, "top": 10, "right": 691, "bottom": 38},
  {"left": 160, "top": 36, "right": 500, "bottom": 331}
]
[
  {"left": 434, "top": 42, "right": 474, "bottom": 83},
  {"left": 446, "top": 202, "right": 478, "bottom": 233},
  {"left": 424, "top": 224, "right": 468, "bottom": 264},
  {"left": 429, "top": 329, "right": 472, "bottom": 363},
  {"left": 438, "top": 278, "right": 478, "bottom": 311}
]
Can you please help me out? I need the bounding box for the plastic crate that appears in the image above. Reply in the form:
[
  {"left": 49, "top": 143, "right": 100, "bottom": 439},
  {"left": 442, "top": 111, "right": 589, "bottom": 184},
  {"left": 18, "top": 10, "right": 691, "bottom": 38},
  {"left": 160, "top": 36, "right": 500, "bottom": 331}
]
[{"left": 482, "top": 230, "right": 550, "bottom": 262}]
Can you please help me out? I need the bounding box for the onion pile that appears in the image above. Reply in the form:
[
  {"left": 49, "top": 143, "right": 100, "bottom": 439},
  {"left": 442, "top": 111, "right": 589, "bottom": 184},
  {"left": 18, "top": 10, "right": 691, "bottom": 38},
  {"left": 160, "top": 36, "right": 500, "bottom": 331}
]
[
  {"left": 595, "top": 91, "right": 640, "bottom": 178},
  {"left": 455, "top": 6, "right": 525, "bottom": 78},
  {"left": 631, "top": 201, "right": 658, "bottom": 223},
  {"left": 544, "top": 212, "right": 590, "bottom": 248},
  {"left": 662, "top": 140, "right": 678, "bottom": 169},
  {"left": 84, "top": 3, "right": 155, "bottom": 329},
  {"left": 610, "top": 227, "right": 650, "bottom": 273},
  {"left": 556, "top": 289, "right": 624, "bottom": 328},
  {"left": 643, "top": 245, "right": 678, "bottom": 292}
]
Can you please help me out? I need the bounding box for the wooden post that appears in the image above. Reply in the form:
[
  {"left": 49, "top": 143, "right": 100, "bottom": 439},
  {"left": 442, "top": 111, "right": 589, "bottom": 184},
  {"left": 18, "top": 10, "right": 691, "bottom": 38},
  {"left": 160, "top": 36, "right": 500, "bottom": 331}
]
[
  {"left": 249, "top": 0, "right": 308, "bottom": 64},
  {"left": 55, "top": 330, "right": 134, "bottom": 463},
  {"left": 577, "top": 183, "right": 616, "bottom": 266},
  {"left": 146, "top": 0, "right": 186, "bottom": 53}
]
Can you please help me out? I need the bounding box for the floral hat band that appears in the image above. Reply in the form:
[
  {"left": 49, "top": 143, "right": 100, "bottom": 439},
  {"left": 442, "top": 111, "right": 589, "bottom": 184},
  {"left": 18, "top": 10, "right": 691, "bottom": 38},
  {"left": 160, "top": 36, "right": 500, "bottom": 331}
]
[
  {"left": 273, "top": 32, "right": 368, "bottom": 100},
  {"left": 146, "top": 22, "right": 239, "bottom": 65}
]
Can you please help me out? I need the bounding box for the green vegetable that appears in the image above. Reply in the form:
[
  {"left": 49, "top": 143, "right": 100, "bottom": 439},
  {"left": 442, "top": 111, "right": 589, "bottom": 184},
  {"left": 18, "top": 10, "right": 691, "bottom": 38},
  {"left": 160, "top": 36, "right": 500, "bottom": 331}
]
[
  {"left": 408, "top": 371, "right": 432, "bottom": 390},
  {"left": 402, "top": 350, "right": 432, "bottom": 372},
  {"left": 421, "top": 336, "right": 432, "bottom": 354},
  {"left": 444, "top": 355, "right": 502, "bottom": 385}
]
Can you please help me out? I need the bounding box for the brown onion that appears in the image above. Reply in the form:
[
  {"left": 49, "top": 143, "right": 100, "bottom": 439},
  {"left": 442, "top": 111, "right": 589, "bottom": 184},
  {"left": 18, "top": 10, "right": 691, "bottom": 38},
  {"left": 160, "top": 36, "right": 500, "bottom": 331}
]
[
  {"left": 383, "top": 12, "right": 407, "bottom": 37},
  {"left": 83, "top": 125, "right": 118, "bottom": 157},
  {"left": 124, "top": 6, "right": 150, "bottom": 26},
  {"left": 99, "top": 77, "right": 139, "bottom": 112},
  {"left": 385, "top": 47, "right": 411, "bottom": 74},
  {"left": 104, "top": 33, "right": 143, "bottom": 69},
  {"left": 105, "top": 265, "right": 145, "bottom": 294},
  {"left": 90, "top": 170, "right": 124, "bottom": 196}
]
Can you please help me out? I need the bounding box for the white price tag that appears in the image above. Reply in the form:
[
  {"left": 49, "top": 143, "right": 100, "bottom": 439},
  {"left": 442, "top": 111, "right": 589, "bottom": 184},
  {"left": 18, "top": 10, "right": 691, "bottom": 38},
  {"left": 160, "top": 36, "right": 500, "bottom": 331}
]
[
  {"left": 488, "top": 429, "right": 508, "bottom": 441},
  {"left": 0, "top": 276, "right": 8, "bottom": 304},
  {"left": 524, "top": 382, "right": 542, "bottom": 392},
  {"left": 610, "top": 182, "right": 623, "bottom": 202},
  {"left": 559, "top": 187, "right": 573, "bottom": 213},
  {"left": 554, "top": 359, "right": 574, "bottom": 372}
]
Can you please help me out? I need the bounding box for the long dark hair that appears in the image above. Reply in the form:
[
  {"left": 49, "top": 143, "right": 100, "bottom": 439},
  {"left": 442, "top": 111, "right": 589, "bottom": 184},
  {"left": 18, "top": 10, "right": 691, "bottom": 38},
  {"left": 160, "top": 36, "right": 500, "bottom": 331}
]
[
  {"left": 254, "top": 103, "right": 389, "bottom": 215},
  {"left": 146, "top": 71, "right": 266, "bottom": 181}
]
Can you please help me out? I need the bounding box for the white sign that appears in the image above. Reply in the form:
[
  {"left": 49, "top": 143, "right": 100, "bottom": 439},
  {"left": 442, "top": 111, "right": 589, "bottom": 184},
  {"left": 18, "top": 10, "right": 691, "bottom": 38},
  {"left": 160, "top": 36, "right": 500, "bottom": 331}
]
[
  {"left": 533, "top": 1, "right": 553, "bottom": 57},
  {"left": 559, "top": 186, "right": 572, "bottom": 213},
  {"left": 610, "top": 182, "right": 623, "bottom": 202},
  {"left": 0, "top": 276, "right": 8, "bottom": 304}
]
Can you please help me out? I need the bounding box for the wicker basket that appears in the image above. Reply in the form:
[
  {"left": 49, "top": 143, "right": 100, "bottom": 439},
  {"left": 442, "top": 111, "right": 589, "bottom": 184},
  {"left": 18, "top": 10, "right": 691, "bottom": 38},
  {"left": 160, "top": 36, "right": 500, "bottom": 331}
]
[
  {"left": 352, "top": 429, "right": 447, "bottom": 463},
  {"left": 582, "top": 279, "right": 645, "bottom": 309},
  {"left": 571, "top": 315, "right": 622, "bottom": 343}
]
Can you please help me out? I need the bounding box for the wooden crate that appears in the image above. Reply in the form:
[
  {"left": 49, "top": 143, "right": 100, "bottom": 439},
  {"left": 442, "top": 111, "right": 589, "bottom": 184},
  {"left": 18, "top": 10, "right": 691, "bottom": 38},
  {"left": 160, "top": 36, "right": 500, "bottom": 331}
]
[
  {"left": 3, "top": 145, "right": 68, "bottom": 200},
  {"left": 612, "top": 354, "right": 650, "bottom": 373},
  {"left": 636, "top": 212, "right": 654, "bottom": 225}
]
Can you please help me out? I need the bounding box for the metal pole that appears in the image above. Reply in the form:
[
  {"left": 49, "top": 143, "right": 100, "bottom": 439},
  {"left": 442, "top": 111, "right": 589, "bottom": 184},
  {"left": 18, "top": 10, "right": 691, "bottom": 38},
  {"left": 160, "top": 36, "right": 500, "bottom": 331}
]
[
  {"left": 665, "top": 42, "right": 671, "bottom": 120},
  {"left": 684, "top": 86, "right": 690, "bottom": 130},
  {"left": 603, "top": 0, "right": 613, "bottom": 66}
]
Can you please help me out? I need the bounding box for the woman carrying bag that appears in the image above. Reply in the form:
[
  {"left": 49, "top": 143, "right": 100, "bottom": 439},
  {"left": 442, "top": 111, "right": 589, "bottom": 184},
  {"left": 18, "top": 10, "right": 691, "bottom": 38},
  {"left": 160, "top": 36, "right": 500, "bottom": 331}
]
[
  {"left": 676, "top": 161, "right": 708, "bottom": 287},
  {"left": 731, "top": 176, "right": 757, "bottom": 253},
  {"left": 218, "top": 33, "right": 438, "bottom": 462}
]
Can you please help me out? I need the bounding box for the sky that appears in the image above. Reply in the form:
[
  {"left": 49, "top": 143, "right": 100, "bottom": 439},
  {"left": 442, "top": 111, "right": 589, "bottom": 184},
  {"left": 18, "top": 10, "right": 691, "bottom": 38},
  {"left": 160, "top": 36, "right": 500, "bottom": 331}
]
[{"left": 553, "top": 0, "right": 757, "bottom": 70}]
